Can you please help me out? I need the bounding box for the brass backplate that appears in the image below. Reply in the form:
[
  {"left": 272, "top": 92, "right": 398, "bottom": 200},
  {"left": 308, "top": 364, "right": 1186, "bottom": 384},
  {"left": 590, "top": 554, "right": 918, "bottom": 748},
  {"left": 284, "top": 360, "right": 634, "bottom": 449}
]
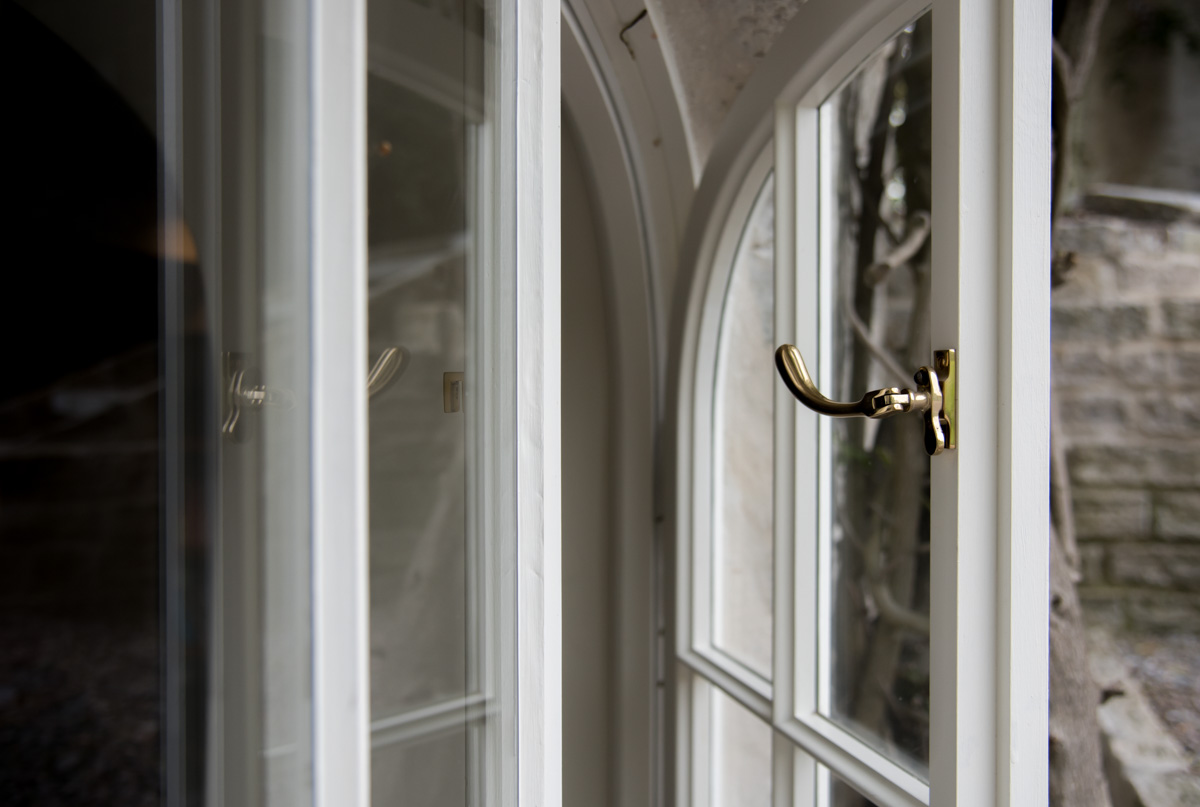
[
  {"left": 443, "top": 372, "right": 464, "bottom": 413},
  {"left": 934, "top": 349, "right": 956, "bottom": 451}
]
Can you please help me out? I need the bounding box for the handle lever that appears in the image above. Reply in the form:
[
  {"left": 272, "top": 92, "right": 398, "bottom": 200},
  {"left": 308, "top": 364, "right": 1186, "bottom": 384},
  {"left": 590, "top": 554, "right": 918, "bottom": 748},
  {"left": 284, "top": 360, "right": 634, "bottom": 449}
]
[
  {"left": 223, "top": 347, "right": 411, "bottom": 439},
  {"left": 367, "top": 347, "right": 410, "bottom": 400},
  {"left": 774, "top": 345, "right": 956, "bottom": 455}
]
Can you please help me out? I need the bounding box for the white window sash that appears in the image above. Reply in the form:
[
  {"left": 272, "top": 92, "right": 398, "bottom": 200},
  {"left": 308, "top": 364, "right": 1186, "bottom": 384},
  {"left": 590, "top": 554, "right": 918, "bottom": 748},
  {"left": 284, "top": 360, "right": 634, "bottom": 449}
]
[{"left": 674, "top": 0, "right": 1051, "bottom": 803}]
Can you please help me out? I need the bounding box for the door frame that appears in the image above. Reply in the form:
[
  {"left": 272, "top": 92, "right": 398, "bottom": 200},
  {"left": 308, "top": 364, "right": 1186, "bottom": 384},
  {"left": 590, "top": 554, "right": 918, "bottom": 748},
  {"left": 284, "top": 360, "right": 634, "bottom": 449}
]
[{"left": 668, "top": 0, "right": 1051, "bottom": 804}]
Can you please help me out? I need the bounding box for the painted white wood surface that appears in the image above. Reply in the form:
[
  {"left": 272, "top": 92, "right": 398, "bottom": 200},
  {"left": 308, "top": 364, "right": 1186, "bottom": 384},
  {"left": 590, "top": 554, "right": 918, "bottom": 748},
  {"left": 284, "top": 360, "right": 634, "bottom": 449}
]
[
  {"left": 513, "top": 1, "right": 561, "bottom": 805},
  {"left": 310, "top": 0, "right": 370, "bottom": 804},
  {"left": 927, "top": 0, "right": 1051, "bottom": 804},
  {"left": 671, "top": 0, "right": 1052, "bottom": 804}
]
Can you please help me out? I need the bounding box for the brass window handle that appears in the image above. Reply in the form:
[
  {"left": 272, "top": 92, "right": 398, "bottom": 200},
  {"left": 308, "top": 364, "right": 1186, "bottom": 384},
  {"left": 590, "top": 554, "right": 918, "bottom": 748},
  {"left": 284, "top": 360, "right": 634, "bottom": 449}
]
[{"left": 774, "top": 345, "right": 956, "bottom": 456}]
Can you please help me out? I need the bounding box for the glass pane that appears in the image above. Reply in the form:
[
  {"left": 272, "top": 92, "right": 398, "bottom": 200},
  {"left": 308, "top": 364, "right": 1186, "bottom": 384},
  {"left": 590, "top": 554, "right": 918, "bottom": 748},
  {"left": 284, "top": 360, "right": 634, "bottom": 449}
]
[
  {"left": 366, "top": 71, "right": 472, "bottom": 717},
  {"left": 365, "top": 0, "right": 505, "bottom": 804},
  {"left": 710, "top": 684, "right": 773, "bottom": 807},
  {"left": 2, "top": 6, "right": 166, "bottom": 802},
  {"left": 712, "top": 174, "right": 776, "bottom": 680},
  {"left": 373, "top": 730, "right": 472, "bottom": 807},
  {"left": 821, "top": 13, "right": 932, "bottom": 775},
  {"left": 825, "top": 766, "right": 883, "bottom": 807},
  {"left": 2, "top": 0, "right": 316, "bottom": 803}
]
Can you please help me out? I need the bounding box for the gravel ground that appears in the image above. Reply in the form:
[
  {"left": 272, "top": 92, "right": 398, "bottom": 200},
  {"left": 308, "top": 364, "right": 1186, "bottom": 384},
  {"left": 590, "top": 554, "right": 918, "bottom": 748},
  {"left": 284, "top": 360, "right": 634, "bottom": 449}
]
[
  {"left": 1117, "top": 630, "right": 1200, "bottom": 774},
  {"left": 0, "top": 617, "right": 160, "bottom": 807}
]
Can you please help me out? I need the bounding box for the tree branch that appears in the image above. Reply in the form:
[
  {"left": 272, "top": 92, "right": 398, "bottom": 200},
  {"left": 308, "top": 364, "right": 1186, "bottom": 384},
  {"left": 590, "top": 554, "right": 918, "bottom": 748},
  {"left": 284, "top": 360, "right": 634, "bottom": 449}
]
[
  {"left": 1071, "top": 0, "right": 1111, "bottom": 99},
  {"left": 866, "top": 211, "right": 931, "bottom": 287},
  {"left": 842, "top": 289, "right": 910, "bottom": 385}
]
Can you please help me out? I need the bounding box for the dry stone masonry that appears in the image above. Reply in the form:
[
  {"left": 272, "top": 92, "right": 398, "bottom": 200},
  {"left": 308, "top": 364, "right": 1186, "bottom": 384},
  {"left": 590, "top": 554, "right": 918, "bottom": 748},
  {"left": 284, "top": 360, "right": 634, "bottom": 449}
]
[{"left": 1053, "top": 185, "right": 1200, "bottom": 630}]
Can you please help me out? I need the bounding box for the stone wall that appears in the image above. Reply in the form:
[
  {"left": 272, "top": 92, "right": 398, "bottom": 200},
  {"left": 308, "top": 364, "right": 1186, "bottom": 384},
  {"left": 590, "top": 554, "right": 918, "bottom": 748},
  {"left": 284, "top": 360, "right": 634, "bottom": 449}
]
[{"left": 1053, "top": 186, "right": 1200, "bottom": 629}]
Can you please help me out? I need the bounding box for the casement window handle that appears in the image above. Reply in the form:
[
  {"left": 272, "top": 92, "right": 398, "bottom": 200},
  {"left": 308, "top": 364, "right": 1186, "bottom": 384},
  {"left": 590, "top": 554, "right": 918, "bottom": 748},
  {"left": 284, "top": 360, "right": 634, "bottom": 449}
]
[
  {"left": 222, "top": 347, "right": 409, "bottom": 438},
  {"left": 366, "top": 347, "right": 409, "bottom": 400},
  {"left": 774, "top": 345, "right": 956, "bottom": 456}
]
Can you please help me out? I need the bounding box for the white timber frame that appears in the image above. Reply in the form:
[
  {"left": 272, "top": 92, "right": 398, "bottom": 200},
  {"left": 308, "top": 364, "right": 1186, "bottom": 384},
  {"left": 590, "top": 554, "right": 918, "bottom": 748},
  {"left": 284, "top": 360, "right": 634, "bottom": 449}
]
[
  {"left": 311, "top": 0, "right": 561, "bottom": 804},
  {"left": 310, "top": 0, "right": 370, "bottom": 802},
  {"left": 360, "top": 0, "right": 490, "bottom": 793},
  {"left": 155, "top": 0, "right": 560, "bottom": 802},
  {"left": 511, "top": 0, "right": 562, "bottom": 805},
  {"left": 670, "top": 0, "right": 1051, "bottom": 805}
]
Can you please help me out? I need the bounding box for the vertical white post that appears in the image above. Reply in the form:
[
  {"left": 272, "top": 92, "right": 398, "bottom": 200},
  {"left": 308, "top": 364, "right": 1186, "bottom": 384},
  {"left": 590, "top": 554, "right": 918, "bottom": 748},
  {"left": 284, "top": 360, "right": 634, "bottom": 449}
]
[
  {"left": 931, "top": 0, "right": 1050, "bottom": 805},
  {"left": 930, "top": 0, "right": 996, "bottom": 801},
  {"left": 515, "top": 0, "right": 561, "bottom": 805},
  {"left": 310, "top": 0, "right": 370, "bottom": 803},
  {"left": 998, "top": 0, "right": 1052, "bottom": 803}
]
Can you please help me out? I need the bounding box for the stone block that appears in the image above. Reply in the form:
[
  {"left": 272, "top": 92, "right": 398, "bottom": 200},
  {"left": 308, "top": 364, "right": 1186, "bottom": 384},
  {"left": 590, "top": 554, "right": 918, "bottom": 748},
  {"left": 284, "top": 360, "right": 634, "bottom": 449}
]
[
  {"left": 1053, "top": 305, "right": 1151, "bottom": 342},
  {"left": 1082, "top": 185, "right": 1200, "bottom": 224},
  {"left": 1080, "top": 594, "right": 1127, "bottom": 626},
  {"left": 1138, "top": 394, "right": 1200, "bottom": 437},
  {"left": 1108, "top": 544, "right": 1200, "bottom": 590},
  {"left": 1107, "top": 221, "right": 1172, "bottom": 257},
  {"left": 1079, "top": 543, "right": 1109, "bottom": 584},
  {"left": 1124, "top": 773, "right": 1200, "bottom": 807},
  {"left": 1053, "top": 217, "right": 1113, "bottom": 256},
  {"left": 1053, "top": 253, "right": 1117, "bottom": 302},
  {"left": 1073, "top": 488, "right": 1151, "bottom": 540},
  {"left": 1115, "top": 254, "right": 1200, "bottom": 296},
  {"left": 1167, "top": 221, "right": 1200, "bottom": 254},
  {"left": 1068, "top": 445, "right": 1200, "bottom": 488},
  {"left": 1052, "top": 345, "right": 1110, "bottom": 386},
  {"left": 1052, "top": 346, "right": 1172, "bottom": 389},
  {"left": 1087, "top": 623, "right": 1200, "bottom": 807},
  {"left": 1124, "top": 593, "right": 1200, "bottom": 632},
  {"left": 1163, "top": 300, "right": 1200, "bottom": 340},
  {"left": 1170, "top": 348, "right": 1200, "bottom": 388},
  {"left": 1059, "top": 392, "right": 1127, "bottom": 435},
  {"left": 1112, "top": 349, "right": 1173, "bottom": 389},
  {"left": 1155, "top": 492, "right": 1200, "bottom": 540}
]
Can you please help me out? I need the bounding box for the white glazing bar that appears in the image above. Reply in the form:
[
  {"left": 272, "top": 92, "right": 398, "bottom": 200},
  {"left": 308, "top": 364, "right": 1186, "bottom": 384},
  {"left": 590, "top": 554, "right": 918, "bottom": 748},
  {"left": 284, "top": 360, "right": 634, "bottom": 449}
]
[
  {"left": 777, "top": 716, "right": 928, "bottom": 807},
  {"left": 784, "top": 103, "right": 821, "bottom": 722},
  {"left": 678, "top": 650, "right": 773, "bottom": 721},
  {"left": 772, "top": 101, "right": 813, "bottom": 807},
  {"left": 514, "top": 0, "right": 561, "bottom": 804},
  {"left": 998, "top": 0, "right": 1051, "bottom": 802},
  {"left": 814, "top": 101, "right": 836, "bottom": 720},
  {"left": 310, "top": 0, "right": 369, "bottom": 803}
]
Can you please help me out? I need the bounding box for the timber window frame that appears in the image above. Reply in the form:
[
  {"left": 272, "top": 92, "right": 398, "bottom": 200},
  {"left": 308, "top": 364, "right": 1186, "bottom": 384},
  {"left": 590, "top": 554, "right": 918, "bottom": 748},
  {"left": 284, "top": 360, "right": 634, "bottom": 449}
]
[{"left": 671, "top": 0, "right": 1052, "bottom": 805}]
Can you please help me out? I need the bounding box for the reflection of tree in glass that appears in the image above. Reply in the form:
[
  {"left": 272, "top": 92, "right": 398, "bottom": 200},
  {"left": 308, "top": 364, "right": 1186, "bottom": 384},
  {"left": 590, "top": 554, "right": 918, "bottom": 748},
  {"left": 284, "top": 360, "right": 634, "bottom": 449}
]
[{"left": 827, "top": 16, "right": 933, "bottom": 786}]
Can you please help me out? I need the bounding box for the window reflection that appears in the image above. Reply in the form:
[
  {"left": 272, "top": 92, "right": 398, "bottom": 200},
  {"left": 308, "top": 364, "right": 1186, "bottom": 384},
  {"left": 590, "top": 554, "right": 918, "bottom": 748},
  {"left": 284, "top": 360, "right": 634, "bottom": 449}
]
[{"left": 823, "top": 12, "right": 933, "bottom": 776}]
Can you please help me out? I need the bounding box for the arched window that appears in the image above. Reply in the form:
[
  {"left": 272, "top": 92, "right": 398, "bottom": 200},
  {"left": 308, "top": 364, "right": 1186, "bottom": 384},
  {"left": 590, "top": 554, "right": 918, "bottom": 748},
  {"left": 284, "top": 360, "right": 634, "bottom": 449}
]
[{"left": 672, "top": 1, "right": 1051, "bottom": 805}]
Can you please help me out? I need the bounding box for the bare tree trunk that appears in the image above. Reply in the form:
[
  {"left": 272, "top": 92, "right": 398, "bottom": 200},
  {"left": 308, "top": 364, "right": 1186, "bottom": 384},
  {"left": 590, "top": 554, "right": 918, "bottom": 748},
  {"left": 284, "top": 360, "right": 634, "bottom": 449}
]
[
  {"left": 1049, "top": 524, "right": 1113, "bottom": 807},
  {"left": 1047, "top": 2, "right": 1115, "bottom": 803}
]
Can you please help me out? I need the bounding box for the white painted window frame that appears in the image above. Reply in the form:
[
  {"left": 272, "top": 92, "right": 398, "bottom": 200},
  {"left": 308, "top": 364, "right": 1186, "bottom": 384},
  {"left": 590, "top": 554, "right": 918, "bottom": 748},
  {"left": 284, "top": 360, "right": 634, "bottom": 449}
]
[
  {"left": 309, "top": 0, "right": 560, "bottom": 805},
  {"left": 673, "top": 0, "right": 1049, "bottom": 805},
  {"left": 310, "top": 0, "right": 370, "bottom": 803}
]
